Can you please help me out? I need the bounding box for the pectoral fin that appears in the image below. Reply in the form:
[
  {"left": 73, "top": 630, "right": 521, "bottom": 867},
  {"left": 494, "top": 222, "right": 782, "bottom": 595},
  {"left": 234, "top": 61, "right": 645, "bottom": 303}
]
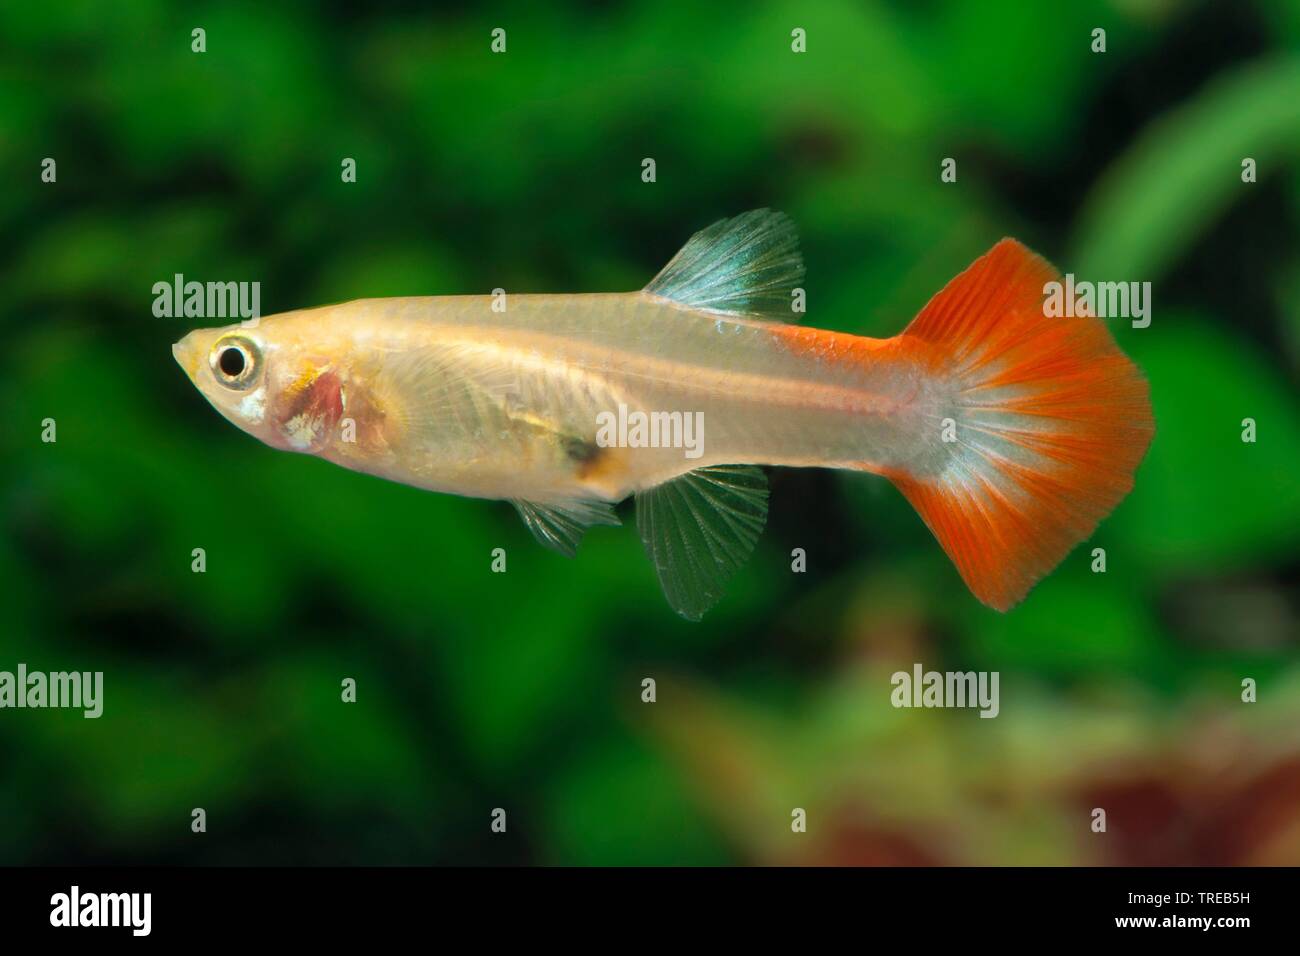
[
  {"left": 512, "top": 497, "right": 621, "bottom": 557},
  {"left": 634, "top": 465, "right": 769, "bottom": 620}
]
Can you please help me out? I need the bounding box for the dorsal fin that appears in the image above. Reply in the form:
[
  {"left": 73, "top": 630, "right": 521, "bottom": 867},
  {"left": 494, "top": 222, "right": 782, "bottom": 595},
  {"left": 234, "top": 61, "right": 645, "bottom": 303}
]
[{"left": 643, "top": 209, "right": 805, "bottom": 320}]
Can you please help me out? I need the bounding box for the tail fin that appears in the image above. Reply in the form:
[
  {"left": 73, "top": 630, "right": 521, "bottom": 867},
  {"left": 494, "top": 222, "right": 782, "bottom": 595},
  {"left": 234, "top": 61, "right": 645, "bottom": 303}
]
[{"left": 891, "top": 239, "right": 1154, "bottom": 611}]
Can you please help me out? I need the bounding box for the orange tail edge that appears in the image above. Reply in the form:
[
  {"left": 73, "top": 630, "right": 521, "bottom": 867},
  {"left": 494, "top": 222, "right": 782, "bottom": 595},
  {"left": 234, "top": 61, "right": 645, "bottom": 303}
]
[{"left": 889, "top": 238, "right": 1155, "bottom": 611}]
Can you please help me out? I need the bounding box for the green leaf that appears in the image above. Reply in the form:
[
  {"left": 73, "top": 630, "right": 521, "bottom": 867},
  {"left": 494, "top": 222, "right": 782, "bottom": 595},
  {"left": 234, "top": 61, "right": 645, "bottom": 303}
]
[{"left": 1072, "top": 57, "right": 1300, "bottom": 280}]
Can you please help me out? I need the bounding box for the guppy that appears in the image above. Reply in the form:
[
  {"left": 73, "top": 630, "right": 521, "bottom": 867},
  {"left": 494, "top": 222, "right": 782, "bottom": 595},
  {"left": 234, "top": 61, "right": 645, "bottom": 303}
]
[{"left": 174, "top": 210, "right": 1154, "bottom": 619}]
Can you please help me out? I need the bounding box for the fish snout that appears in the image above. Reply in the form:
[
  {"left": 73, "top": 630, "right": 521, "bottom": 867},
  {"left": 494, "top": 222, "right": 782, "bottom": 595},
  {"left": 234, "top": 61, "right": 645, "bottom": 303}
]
[{"left": 172, "top": 331, "right": 204, "bottom": 380}]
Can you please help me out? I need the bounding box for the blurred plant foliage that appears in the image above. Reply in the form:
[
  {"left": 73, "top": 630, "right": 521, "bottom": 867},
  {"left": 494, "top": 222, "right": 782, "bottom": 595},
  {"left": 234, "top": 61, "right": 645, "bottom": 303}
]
[{"left": 0, "top": 1, "right": 1297, "bottom": 864}]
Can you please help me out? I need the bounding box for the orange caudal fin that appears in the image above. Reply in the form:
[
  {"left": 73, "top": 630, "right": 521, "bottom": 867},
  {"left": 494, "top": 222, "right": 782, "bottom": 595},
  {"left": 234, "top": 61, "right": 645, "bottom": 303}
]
[{"left": 891, "top": 238, "right": 1154, "bottom": 611}]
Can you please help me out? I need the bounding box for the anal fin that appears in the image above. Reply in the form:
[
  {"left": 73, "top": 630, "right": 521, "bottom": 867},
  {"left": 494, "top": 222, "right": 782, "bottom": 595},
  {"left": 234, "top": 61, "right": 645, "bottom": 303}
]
[{"left": 634, "top": 465, "right": 769, "bottom": 620}]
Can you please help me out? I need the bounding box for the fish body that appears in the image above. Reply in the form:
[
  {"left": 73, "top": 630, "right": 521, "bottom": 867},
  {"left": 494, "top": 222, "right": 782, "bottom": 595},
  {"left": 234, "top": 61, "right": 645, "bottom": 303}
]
[
  {"left": 175, "top": 211, "right": 1154, "bottom": 618},
  {"left": 178, "top": 294, "right": 928, "bottom": 500}
]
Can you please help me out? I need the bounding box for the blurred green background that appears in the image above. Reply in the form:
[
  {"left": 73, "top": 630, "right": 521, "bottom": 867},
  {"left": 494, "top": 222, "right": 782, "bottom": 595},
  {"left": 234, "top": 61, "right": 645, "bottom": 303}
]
[{"left": 2, "top": 0, "right": 1298, "bottom": 865}]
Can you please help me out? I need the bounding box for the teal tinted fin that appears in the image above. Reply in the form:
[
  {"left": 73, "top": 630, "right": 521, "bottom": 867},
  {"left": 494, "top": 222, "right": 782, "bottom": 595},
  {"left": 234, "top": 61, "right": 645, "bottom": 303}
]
[
  {"left": 512, "top": 498, "right": 621, "bottom": 557},
  {"left": 643, "top": 209, "right": 805, "bottom": 320},
  {"left": 634, "top": 465, "right": 769, "bottom": 620}
]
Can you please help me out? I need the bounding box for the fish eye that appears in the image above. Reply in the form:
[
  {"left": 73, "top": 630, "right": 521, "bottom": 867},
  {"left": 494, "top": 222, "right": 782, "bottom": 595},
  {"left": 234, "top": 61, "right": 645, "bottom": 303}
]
[
  {"left": 219, "top": 347, "right": 245, "bottom": 376},
  {"left": 209, "top": 335, "right": 262, "bottom": 390}
]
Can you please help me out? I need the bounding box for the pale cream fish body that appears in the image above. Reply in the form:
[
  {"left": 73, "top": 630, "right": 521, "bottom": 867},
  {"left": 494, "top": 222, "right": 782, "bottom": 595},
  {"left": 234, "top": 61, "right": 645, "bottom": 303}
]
[{"left": 175, "top": 211, "right": 1154, "bottom": 619}]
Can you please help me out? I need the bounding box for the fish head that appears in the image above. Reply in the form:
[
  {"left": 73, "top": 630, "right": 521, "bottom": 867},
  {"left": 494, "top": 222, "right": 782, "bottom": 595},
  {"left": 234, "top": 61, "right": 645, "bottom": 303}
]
[
  {"left": 174, "top": 320, "right": 346, "bottom": 454},
  {"left": 173, "top": 323, "right": 280, "bottom": 444}
]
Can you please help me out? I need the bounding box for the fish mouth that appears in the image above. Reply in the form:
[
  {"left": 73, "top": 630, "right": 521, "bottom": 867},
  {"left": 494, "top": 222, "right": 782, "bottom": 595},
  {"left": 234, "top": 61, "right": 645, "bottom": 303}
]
[{"left": 172, "top": 332, "right": 203, "bottom": 380}]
